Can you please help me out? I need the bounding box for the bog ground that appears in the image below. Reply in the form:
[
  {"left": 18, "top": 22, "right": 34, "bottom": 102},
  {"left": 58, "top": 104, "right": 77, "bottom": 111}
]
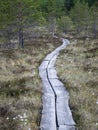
[{"left": 0, "top": 34, "right": 98, "bottom": 130}]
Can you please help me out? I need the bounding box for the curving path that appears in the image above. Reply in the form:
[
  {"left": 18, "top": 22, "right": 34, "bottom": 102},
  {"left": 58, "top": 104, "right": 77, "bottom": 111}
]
[{"left": 39, "top": 38, "right": 75, "bottom": 130}]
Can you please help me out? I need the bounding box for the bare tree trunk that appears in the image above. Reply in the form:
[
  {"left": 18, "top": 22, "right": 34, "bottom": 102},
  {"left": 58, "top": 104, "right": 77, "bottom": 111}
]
[
  {"left": 19, "top": 26, "right": 24, "bottom": 48},
  {"left": 49, "top": 17, "right": 56, "bottom": 37},
  {"left": 92, "top": 21, "right": 97, "bottom": 38},
  {"left": 5, "top": 28, "right": 11, "bottom": 44}
]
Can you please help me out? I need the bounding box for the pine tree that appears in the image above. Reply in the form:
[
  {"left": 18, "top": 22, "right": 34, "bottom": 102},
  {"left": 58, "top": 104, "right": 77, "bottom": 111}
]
[
  {"left": 0, "top": 0, "right": 42, "bottom": 47},
  {"left": 70, "top": 1, "right": 90, "bottom": 35},
  {"left": 90, "top": 2, "right": 98, "bottom": 37},
  {"left": 57, "top": 16, "right": 73, "bottom": 33}
]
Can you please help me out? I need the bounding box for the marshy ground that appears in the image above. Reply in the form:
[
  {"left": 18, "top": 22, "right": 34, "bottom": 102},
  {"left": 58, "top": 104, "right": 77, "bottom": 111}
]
[
  {"left": 56, "top": 36, "right": 98, "bottom": 130},
  {"left": 0, "top": 33, "right": 98, "bottom": 130}
]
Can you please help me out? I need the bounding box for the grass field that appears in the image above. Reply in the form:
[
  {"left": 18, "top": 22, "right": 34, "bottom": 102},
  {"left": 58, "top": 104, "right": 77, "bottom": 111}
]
[
  {"left": 0, "top": 36, "right": 61, "bottom": 130},
  {"left": 0, "top": 33, "right": 98, "bottom": 130},
  {"left": 56, "top": 37, "right": 98, "bottom": 130}
]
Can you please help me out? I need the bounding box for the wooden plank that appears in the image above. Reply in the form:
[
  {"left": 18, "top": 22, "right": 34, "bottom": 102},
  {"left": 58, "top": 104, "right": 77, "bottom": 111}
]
[
  {"left": 41, "top": 79, "right": 54, "bottom": 94},
  {"left": 40, "top": 95, "right": 56, "bottom": 130},
  {"left": 39, "top": 39, "right": 75, "bottom": 130},
  {"left": 58, "top": 125, "right": 75, "bottom": 130},
  {"left": 47, "top": 68, "right": 58, "bottom": 79}
]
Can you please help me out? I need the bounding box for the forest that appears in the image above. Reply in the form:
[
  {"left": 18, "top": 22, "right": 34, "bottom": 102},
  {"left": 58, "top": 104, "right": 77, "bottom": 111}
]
[{"left": 0, "top": 0, "right": 98, "bottom": 47}]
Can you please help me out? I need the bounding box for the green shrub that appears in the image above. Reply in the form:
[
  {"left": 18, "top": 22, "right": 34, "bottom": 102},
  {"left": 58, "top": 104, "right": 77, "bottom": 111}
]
[{"left": 57, "top": 16, "right": 74, "bottom": 33}]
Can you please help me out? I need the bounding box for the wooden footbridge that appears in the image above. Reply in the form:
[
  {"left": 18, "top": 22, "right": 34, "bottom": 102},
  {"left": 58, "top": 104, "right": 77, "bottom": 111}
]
[{"left": 39, "top": 39, "right": 75, "bottom": 130}]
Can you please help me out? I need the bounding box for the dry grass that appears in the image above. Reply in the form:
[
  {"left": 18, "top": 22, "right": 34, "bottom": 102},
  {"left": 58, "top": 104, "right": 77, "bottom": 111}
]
[
  {"left": 0, "top": 33, "right": 98, "bottom": 130},
  {"left": 56, "top": 38, "right": 98, "bottom": 130},
  {"left": 0, "top": 36, "right": 61, "bottom": 130}
]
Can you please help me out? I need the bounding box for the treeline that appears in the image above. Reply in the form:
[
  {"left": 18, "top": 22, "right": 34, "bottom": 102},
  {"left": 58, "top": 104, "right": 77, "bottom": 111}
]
[
  {"left": 40, "top": 0, "right": 98, "bottom": 37},
  {"left": 0, "top": 0, "right": 98, "bottom": 47}
]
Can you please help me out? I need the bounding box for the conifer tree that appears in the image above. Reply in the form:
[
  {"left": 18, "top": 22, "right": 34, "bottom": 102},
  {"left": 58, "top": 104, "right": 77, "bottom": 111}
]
[
  {"left": 90, "top": 2, "right": 98, "bottom": 37},
  {"left": 70, "top": 1, "right": 90, "bottom": 35},
  {"left": 0, "top": 0, "right": 42, "bottom": 47}
]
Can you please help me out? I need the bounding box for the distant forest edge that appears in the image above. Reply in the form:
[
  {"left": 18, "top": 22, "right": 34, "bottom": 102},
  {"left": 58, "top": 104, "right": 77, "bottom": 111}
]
[{"left": 0, "top": 0, "right": 98, "bottom": 48}]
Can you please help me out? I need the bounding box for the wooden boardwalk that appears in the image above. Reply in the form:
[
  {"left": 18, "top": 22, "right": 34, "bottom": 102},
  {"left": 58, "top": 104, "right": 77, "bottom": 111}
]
[{"left": 39, "top": 39, "right": 75, "bottom": 130}]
